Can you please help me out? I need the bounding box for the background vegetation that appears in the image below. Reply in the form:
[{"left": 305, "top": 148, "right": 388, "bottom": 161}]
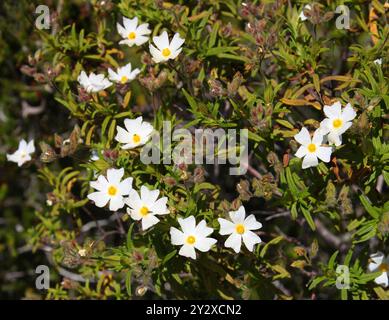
[{"left": 0, "top": 0, "right": 388, "bottom": 300}]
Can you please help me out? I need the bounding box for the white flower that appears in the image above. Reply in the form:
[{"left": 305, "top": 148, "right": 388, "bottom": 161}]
[
  {"left": 368, "top": 252, "right": 389, "bottom": 288},
  {"left": 87, "top": 168, "right": 133, "bottom": 211},
  {"left": 299, "top": 4, "right": 311, "bottom": 21},
  {"left": 108, "top": 63, "right": 141, "bottom": 84},
  {"left": 7, "top": 139, "right": 35, "bottom": 167},
  {"left": 170, "top": 216, "right": 217, "bottom": 260},
  {"left": 374, "top": 58, "right": 382, "bottom": 66},
  {"left": 125, "top": 185, "right": 169, "bottom": 231},
  {"left": 115, "top": 116, "right": 154, "bottom": 149},
  {"left": 319, "top": 101, "right": 357, "bottom": 146},
  {"left": 149, "top": 31, "right": 185, "bottom": 63},
  {"left": 77, "top": 71, "right": 112, "bottom": 93},
  {"left": 117, "top": 16, "right": 151, "bottom": 47},
  {"left": 218, "top": 206, "right": 262, "bottom": 253},
  {"left": 294, "top": 127, "right": 332, "bottom": 169}
]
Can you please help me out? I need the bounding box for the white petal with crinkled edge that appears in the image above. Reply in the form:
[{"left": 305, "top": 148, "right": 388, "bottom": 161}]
[
  {"left": 229, "top": 206, "right": 246, "bottom": 224},
  {"left": 302, "top": 153, "right": 318, "bottom": 169},
  {"left": 194, "top": 236, "right": 217, "bottom": 252},
  {"left": 142, "top": 215, "right": 160, "bottom": 230},
  {"left": 295, "top": 146, "right": 307, "bottom": 158},
  {"left": 109, "top": 196, "right": 125, "bottom": 211},
  {"left": 87, "top": 191, "right": 110, "bottom": 208},
  {"left": 294, "top": 127, "right": 311, "bottom": 146},
  {"left": 170, "top": 227, "right": 185, "bottom": 245},
  {"left": 224, "top": 233, "right": 242, "bottom": 253},
  {"left": 242, "top": 231, "right": 261, "bottom": 252},
  {"left": 179, "top": 244, "right": 196, "bottom": 259},
  {"left": 178, "top": 216, "right": 196, "bottom": 234},
  {"left": 374, "top": 272, "right": 388, "bottom": 288},
  {"left": 323, "top": 101, "right": 342, "bottom": 119},
  {"left": 218, "top": 218, "right": 236, "bottom": 235},
  {"left": 316, "top": 146, "right": 332, "bottom": 162},
  {"left": 244, "top": 215, "right": 262, "bottom": 230}
]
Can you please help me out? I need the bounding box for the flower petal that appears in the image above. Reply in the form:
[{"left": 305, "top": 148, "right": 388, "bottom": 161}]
[
  {"left": 178, "top": 216, "right": 196, "bottom": 234},
  {"left": 302, "top": 153, "right": 318, "bottom": 169},
  {"left": 107, "top": 168, "right": 124, "bottom": 185},
  {"left": 109, "top": 196, "right": 124, "bottom": 211},
  {"left": 242, "top": 231, "right": 261, "bottom": 252},
  {"left": 194, "top": 220, "right": 214, "bottom": 238},
  {"left": 194, "top": 236, "right": 217, "bottom": 252},
  {"left": 316, "top": 146, "right": 332, "bottom": 163},
  {"left": 218, "top": 218, "right": 236, "bottom": 235},
  {"left": 342, "top": 104, "right": 356, "bottom": 122},
  {"left": 170, "top": 227, "right": 185, "bottom": 245},
  {"left": 230, "top": 206, "right": 246, "bottom": 224},
  {"left": 224, "top": 233, "right": 242, "bottom": 253},
  {"left": 374, "top": 272, "right": 388, "bottom": 288},
  {"left": 295, "top": 145, "right": 307, "bottom": 158},
  {"left": 179, "top": 244, "right": 196, "bottom": 259},
  {"left": 170, "top": 33, "right": 185, "bottom": 51},
  {"left": 123, "top": 17, "right": 138, "bottom": 31},
  {"left": 323, "top": 101, "right": 342, "bottom": 119},
  {"left": 244, "top": 214, "right": 262, "bottom": 231},
  {"left": 294, "top": 127, "right": 311, "bottom": 146},
  {"left": 87, "top": 191, "right": 110, "bottom": 208},
  {"left": 153, "top": 31, "right": 169, "bottom": 51},
  {"left": 141, "top": 214, "right": 160, "bottom": 230}
]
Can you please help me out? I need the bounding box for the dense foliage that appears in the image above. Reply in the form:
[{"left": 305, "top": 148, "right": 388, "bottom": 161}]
[{"left": 0, "top": 0, "right": 388, "bottom": 300}]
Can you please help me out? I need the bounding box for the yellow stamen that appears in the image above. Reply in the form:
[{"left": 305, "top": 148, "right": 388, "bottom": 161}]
[
  {"left": 162, "top": 48, "right": 171, "bottom": 57},
  {"left": 140, "top": 206, "right": 149, "bottom": 216},
  {"left": 133, "top": 134, "right": 141, "bottom": 144},
  {"left": 128, "top": 32, "right": 136, "bottom": 40},
  {"left": 332, "top": 119, "right": 343, "bottom": 129},
  {"left": 108, "top": 185, "right": 117, "bottom": 196},
  {"left": 236, "top": 224, "right": 245, "bottom": 235},
  {"left": 120, "top": 76, "right": 128, "bottom": 84},
  {"left": 379, "top": 263, "right": 389, "bottom": 273},
  {"left": 307, "top": 143, "right": 316, "bottom": 153},
  {"left": 186, "top": 235, "right": 196, "bottom": 245}
]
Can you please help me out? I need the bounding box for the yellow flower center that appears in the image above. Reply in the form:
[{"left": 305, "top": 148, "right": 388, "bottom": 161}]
[
  {"left": 140, "top": 206, "right": 149, "bottom": 216},
  {"left": 235, "top": 224, "right": 245, "bottom": 235},
  {"left": 108, "top": 185, "right": 117, "bottom": 196},
  {"left": 379, "top": 263, "right": 389, "bottom": 273},
  {"left": 133, "top": 134, "right": 141, "bottom": 144},
  {"left": 120, "top": 76, "right": 128, "bottom": 84},
  {"left": 128, "top": 32, "right": 136, "bottom": 40},
  {"left": 186, "top": 235, "right": 196, "bottom": 245},
  {"left": 162, "top": 48, "right": 171, "bottom": 57},
  {"left": 307, "top": 143, "right": 316, "bottom": 153},
  {"left": 332, "top": 118, "right": 343, "bottom": 129},
  {"left": 20, "top": 151, "right": 27, "bottom": 158}
]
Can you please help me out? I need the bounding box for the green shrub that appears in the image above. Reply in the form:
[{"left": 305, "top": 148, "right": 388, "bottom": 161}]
[{"left": 0, "top": 0, "right": 388, "bottom": 300}]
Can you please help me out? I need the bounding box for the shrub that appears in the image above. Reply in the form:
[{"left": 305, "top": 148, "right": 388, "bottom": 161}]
[{"left": 0, "top": 0, "right": 388, "bottom": 300}]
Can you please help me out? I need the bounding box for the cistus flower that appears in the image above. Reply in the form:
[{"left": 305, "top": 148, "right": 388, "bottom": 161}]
[
  {"left": 294, "top": 127, "right": 332, "bottom": 169},
  {"left": 218, "top": 206, "right": 262, "bottom": 253},
  {"left": 108, "top": 63, "right": 141, "bottom": 84},
  {"left": 368, "top": 252, "right": 389, "bottom": 288},
  {"left": 149, "top": 31, "right": 185, "bottom": 63},
  {"left": 170, "top": 216, "right": 217, "bottom": 260},
  {"left": 319, "top": 101, "right": 357, "bottom": 146},
  {"left": 374, "top": 58, "right": 382, "bottom": 66},
  {"left": 77, "top": 71, "right": 112, "bottom": 93},
  {"left": 7, "top": 139, "right": 35, "bottom": 167},
  {"left": 299, "top": 4, "right": 311, "bottom": 21},
  {"left": 117, "top": 16, "right": 151, "bottom": 47},
  {"left": 87, "top": 168, "right": 133, "bottom": 211},
  {"left": 125, "top": 185, "right": 169, "bottom": 231},
  {"left": 115, "top": 116, "right": 153, "bottom": 149}
]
